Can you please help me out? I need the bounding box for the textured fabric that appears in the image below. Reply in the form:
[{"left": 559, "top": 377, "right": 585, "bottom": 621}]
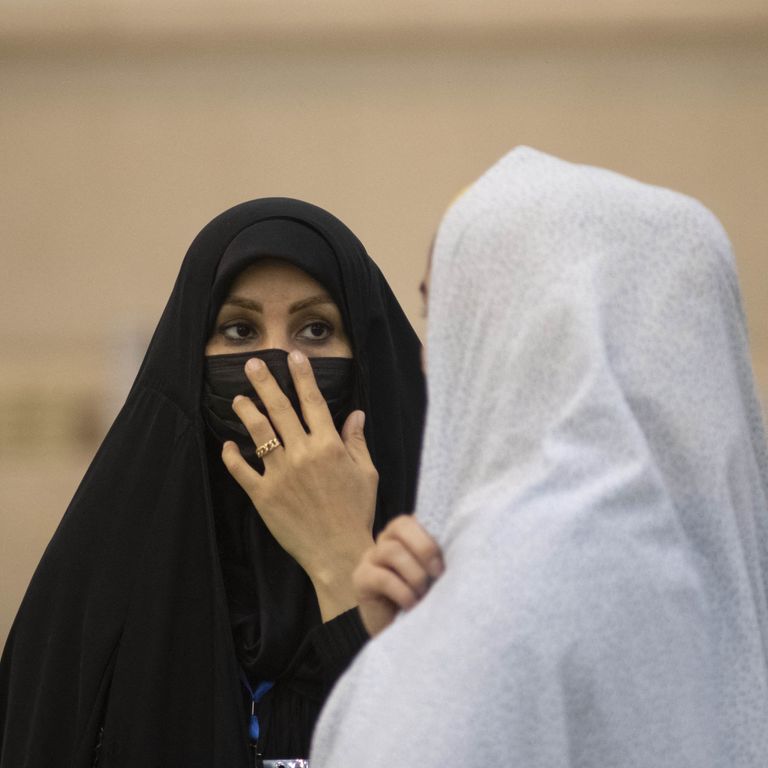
[
  {"left": 248, "top": 608, "right": 369, "bottom": 758},
  {"left": 311, "top": 147, "right": 768, "bottom": 767},
  {"left": 0, "top": 198, "right": 425, "bottom": 766},
  {"left": 308, "top": 607, "right": 369, "bottom": 681}
]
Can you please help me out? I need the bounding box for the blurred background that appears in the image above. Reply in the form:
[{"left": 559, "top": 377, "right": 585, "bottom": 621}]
[{"left": 2, "top": 0, "right": 767, "bottom": 646}]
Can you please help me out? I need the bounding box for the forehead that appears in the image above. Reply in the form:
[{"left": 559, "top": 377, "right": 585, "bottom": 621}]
[{"left": 227, "top": 258, "right": 329, "bottom": 298}]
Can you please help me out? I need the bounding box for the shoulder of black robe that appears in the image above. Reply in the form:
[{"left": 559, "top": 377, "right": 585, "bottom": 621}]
[{"left": 0, "top": 198, "right": 425, "bottom": 768}]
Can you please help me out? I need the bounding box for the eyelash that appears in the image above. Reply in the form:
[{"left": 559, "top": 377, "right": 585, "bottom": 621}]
[
  {"left": 297, "top": 321, "right": 333, "bottom": 342},
  {"left": 218, "top": 320, "right": 334, "bottom": 345},
  {"left": 219, "top": 322, "right": 255, "bottom": 343}
]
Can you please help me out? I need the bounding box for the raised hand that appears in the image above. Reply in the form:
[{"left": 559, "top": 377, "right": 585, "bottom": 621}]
[
  {"left": 222, "top": 349, "right": 378, "bottom": 621},
  {"left": 354, "top": 515, "right": 444, "bottom": 637}
]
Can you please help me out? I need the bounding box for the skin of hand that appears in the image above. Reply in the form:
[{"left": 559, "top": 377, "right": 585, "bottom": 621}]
[
  {"left": 222, "top": 349, "right": 379, "bottom": 622},
  {"left": 354, "top": 515, "right": 444, "bottom": 637}
]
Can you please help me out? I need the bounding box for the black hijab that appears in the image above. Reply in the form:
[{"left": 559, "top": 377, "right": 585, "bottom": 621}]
[{"left": 0, "top": 198, "right": 425, "bottom": 767}]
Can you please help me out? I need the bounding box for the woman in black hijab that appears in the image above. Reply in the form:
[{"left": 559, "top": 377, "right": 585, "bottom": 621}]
[{"left": 0, "top": 198, "right": 425, "bottom": 767}]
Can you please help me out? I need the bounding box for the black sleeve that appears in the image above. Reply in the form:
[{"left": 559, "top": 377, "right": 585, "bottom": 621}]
[
  {"left": 306, "top": 607, "right": 370, "bottom": 684},
  {"left": 257, "top": 609, "right": 370, "bottom": 758}
]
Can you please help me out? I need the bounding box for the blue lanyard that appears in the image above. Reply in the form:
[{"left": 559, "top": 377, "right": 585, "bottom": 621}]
[{"left": 240, "top": 670, "right": 274, "bottom": 743}]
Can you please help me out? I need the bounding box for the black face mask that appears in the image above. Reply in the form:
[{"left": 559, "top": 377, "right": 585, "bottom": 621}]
[{"left": 203, "top": 348, "right": 356, "bottom": 458}]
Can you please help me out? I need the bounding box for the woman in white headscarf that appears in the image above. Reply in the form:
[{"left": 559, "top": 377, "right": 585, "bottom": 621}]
[{"left": 310, "top": 147, "right": 768, "bottom": 767}]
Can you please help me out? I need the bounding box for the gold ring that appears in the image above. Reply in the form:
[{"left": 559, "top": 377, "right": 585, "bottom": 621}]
[{"left": 255, "top": 437, "right": 281, "bottom": 459}]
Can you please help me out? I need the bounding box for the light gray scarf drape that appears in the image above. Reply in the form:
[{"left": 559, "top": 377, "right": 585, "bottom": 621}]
[{"left": 311, "top": 147, "right": 768, "bottom": 767}]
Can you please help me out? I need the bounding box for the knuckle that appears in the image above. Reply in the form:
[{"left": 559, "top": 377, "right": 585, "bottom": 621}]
[
  {"left": 318, "top": 437, "right": 344, "bottom": 459},
  {"left": 372, "top": 540, "right": 393, "bottom": 562},
  {"left": 380, "top": 519, "right": 400, "bottom": 539},
  {"left": 292, "top": 359, "right": 312, "bottom": 377},
  {"left": 389, "top": 515, "right": 410, "bottom": 535},
  {"left": 301, "top": 387, "right": 325, "bottom": 406},
  {"left": 379, "top": 539, "right": 401, "bottom": 559},
  {"left": 246, "top": 361, "right": 269, "bottom": 382},
  {"left": 226, "top": 456, "right": 243, "bottom": 476},
  {"left": 287, "top": 446, "right": 309, "bottom": 469},
  {"left": 388, "top": 579, "right": 408, "bottom": 604},
  {"left": 245, "top": 413, "right": 268, "bottom": 433},
  {"left": 267, "top": 395, "right": 293, "bottom": 415},
  {"left": 222, "top": 447, "right": 242, "bottom": 469},
  {"left": 237, "top": 402, "right": 264, "bottom": 428},
  {"left": 373, "top": 570, "right": 393, "bottom": 594}
]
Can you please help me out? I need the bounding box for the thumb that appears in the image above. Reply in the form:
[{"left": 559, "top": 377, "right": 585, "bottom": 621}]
[{"left": 341, "top": 410, "right": 373, "bottom": 465}]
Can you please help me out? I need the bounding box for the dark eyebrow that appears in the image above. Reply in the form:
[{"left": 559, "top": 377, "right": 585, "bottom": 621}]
[
  {"left": 222, "top": 296, "right": 262, "bottom": 312},
  {"left": 288, "top": 295, "right": 335, "bottom": 314},
  {"left": 221, "top": 294, "right": 335, "bottom": 314}
]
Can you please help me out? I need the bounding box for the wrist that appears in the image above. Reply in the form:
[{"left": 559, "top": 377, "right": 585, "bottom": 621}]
[
  {"left": 306, "top": 532, "right": 374, "bottom": 621},
  {"left": 306, "top": 531, "right": 372, "bottom": 588}
]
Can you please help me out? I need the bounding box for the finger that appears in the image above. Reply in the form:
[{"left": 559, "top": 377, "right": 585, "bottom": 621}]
[
  {"left": 287, "top": 350, "right": 336, "bottom": 435},
  {"left": 231, "top": 394, "right": 283, "bottom": 463},
  {"left": 379, "top": 516, "right": 444, "bottom": 580},
  {"left": 221, "top": 440, "right": 261, "bottom": 494},
  {"left": 370, "top": 539, "right": 432, "bottom": 597},
  {"left": 354, "top": 563, "right": 420, "bottom": 611},
  {"left": 357, "top": 595, "right": 398, "bottom": 638},
  {"left": 341, "top": 411, "right": 377, "bottom": 470},
  {"left": 244, "top": 357, "right": 305, "bottom": 444}
]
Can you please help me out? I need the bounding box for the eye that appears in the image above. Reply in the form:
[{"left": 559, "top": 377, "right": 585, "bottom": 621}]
[
  {"left": 297, "top": 321, "right": 332, "bottom": 342},
  {"left": 222, "top": 322, "right": 256, "bottom": 341}
]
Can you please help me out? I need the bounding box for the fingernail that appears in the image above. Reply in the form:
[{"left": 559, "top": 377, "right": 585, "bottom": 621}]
[
  {"left": 352, "top": 410, "right": 365, "bottom": 430},
  {"left": 428, "top": 556, "right": 443, "bottom": 579},
  {"left": 245, "top": 358, "right": 264, "bottom": 373},
  {"left": 289, "top": 349, "right": 306, "bottom": 364},
  {"left": 232, "top": 395, "right": 243, "bottom": 407}
]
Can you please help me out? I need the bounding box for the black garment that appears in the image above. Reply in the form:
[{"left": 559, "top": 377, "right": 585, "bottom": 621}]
[{"left": 0, "top": 198, "right": 425, "bottom": 767}]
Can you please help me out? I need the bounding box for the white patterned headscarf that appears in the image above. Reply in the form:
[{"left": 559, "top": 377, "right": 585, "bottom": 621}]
[{"left": 311, "top": 147, "right": 768, "bottom": 767}]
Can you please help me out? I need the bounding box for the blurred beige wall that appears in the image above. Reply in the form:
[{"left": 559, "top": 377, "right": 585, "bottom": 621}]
[{"left": 2, "top": 1, "right": 767, "bottom": 646}]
